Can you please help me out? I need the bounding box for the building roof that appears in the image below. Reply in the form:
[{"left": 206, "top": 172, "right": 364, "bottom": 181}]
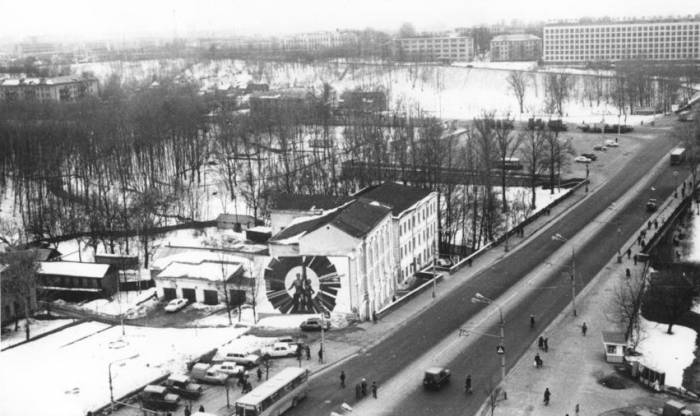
[
  {"left": 270, "top": 199, "right": 391, "bottom": 242},
  {"left": 602, "top": 331, "right": 627, "bottom": 344},
  {"left": 152, "top": 249, "right": 252, "bottom": 271},
  {"left": 250, "top": 88, "right": 309, "bottom": 100},
  {"left": 545, "top": 18, "right": 700, "bottom": 28},
  {"left": 269, "top": 192, "right": 351, "bottom": 211},
  {"left": 491, "top": 34, "right": 541, "bottom": 42},
  {"left": 157, "top": 259, "right": 244, "bottom": 282},
  {"left": 353, "top": 182, "right": 432, "bottom": 216},
  {"left": 37, "top": 261, "right": 111, "bottom": 278}
]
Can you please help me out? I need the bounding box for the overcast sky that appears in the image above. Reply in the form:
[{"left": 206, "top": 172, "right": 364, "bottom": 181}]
[{"left": 3, "top": 0, "right": 699, "bottom": 41}]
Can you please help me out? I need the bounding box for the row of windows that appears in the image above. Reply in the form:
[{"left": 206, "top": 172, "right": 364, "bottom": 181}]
[
  {"left": 40, "top": 276, "right": 101, "bottom": 288},
  {"left": 546, "top": 24, "right": 700, "bottom": 33},
  {"left": 545, "top": 53, "right": 698, "bottom": 61},
  {"left": 400, "top": 244, "right": 435, "bottom": 280}
]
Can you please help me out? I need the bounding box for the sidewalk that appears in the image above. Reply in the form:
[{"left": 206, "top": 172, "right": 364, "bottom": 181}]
[{"left": 488, "top": 176, "right": 693, "bottom": 416}]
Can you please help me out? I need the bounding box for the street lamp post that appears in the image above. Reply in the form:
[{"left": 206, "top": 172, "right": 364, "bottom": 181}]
[
  {"left": 471, "top": 293, "right": 507, "bottom": 400},
  {"left": 552, "top": 233, "right": 577, "bottom": 317},
  {"left": 108, "top": 353, "right": 139, "bottom": 414}
]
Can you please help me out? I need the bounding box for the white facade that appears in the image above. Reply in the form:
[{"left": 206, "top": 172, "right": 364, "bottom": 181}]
[
  {"left": 396, "top": 193, "right": 439, "bottom": 285},
  {"left": 396, "top": 36, "right": 475, "bottom": 61},
  {"left": 543, "top": 20, "right": 700, "bottom": 63}
]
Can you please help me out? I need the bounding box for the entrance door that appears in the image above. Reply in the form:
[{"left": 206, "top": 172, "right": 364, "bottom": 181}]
[
  {"left": 203, "top": 290, "right": 218, "bottom": 305},
  {"left": 163, "top": 288, "right": 176, "bottom": 301},
  {"left": 181, "top": 288, "right": 197, "bottom": 303},
  {"left": 228, "top": 290, "right": 246, "bottom": 307}
]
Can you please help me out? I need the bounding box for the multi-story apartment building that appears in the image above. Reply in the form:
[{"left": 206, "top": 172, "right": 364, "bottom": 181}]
[
  {"left": 281, "top": 31, "right": 358, "bottom": 52},
  {"left": 543, "top": 19, "right": 700, "bottom": 63},
  {"left": 396, "top": 36, "right": 475, "bottom": 61},
  {"left": 490, "top": 34, "right": 542, "bottom": 61},
  {"left": 0, "top": 75, "right": 99, "bottom": 102}
]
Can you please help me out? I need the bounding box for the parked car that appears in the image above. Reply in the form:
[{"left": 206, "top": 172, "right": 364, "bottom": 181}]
[
  {"left": 164, "top": 298, "right": 188, "bottom": 313},
  {"left": 300, "top": 317, "right": 331, "bottom": 331},
  {"left": 211, "top": 361, "right": 246, "bottom": 377},
  {"left": 190, "top": 363, "right": 228, "bottom": 385},
  {"left": 423, "top": 367, "right": 451, "bottom": 390},
  {"left": 262, "top": 343, "right": 298, "bottom": 358},
  {"left": 574, "top": 156, "right": 592, "bottom": 164},
  {"left": 436, "top": 258, "right": 453, "bottom": 268},
  {"left": 580, "top": 153, "right": 597, "bottom": 161},
  {"left": 646, "top": 198, "right": 658, "bottom": 212},
  {"left": 593, "top": 144, "right": 607, "bottom": 151},
  {"left": 604, "top": 139, "right": 619, "bottom": 147},
  {"left": 162, "top": 374, "right": 203, "bottom": 399},
  {"left": 140, "top": 385, "right": 180, "bottom": 411},
  {"left": 220, "top": 351, "right": 261, "bottom": 368}
]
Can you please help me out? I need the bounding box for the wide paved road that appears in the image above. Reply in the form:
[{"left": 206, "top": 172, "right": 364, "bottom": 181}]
[{"left": 290, "top": 126, "right": 681, "bottom": 416}]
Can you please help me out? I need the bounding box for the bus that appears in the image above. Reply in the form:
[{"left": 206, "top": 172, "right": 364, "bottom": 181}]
[
  {"left": 670, "top": 148, "right": 686, "bottom": 165},
  {"left": 234, "top": 367, "right": 309, "bottom": 416}
]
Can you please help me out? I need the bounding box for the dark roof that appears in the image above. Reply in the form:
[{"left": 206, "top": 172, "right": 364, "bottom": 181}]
[
  {"left": 269, "top": 192, "right": 352, "bottom": 211},
  {"left": 602, "top": 331, "right": 626, "bottom": 344},
  {"left": 271, "top": 199, "right": 391, "bottom": 241},
  {"left": 353, "top": 182, "right": 432, "bottom": 216}
]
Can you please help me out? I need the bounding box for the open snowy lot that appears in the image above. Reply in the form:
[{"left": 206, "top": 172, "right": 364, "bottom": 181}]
[
  {"left": 0, "top": 322, "right": 247, "bottom": 416},
  {"left": 636, "top": 317, "right": 697, "bottom": 389}
]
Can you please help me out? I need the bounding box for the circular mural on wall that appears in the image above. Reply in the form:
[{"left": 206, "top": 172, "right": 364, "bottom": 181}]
[{"left": 264, "top": 256, "right": 341, "bottom": 314}]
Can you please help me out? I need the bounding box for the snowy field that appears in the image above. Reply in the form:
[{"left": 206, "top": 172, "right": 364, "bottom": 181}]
[
  {"left": 636, "top": 317, "right": 697, "bottom": 389},
  {"left": 77, "top": 288, "right": 158, "bottom": 318},
  {"left": 0, "top": 322, "right": 248, "bottom": 416}
]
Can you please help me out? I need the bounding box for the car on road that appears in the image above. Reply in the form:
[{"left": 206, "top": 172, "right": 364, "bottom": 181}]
[
  {"left": 574, "top": 156, "right": 592, "bottom": 164},
  {"left": 646, "top": 198, "right": 658, "bottom": 212},
  {"left": 162, "top": 374, "right": 203, "bottom": 399},
  {"left": 262, "top": 342, "right": 298, "bottom": 358},
  {"left": 140, "top": 385, "right": 180, "bottom": 411},
  {"left": 190, "top": 363, "right": 229, "bottom": 385},
  {"left": 300, "top": 317, "right": 331, "bottom": 331},
  {"left": 436, "top": 258, "right": 453, "bottom": 268},
  {"left": 580, "top": 153, "right": 597, "bottom": 161},
  {"left": 164, "top": 298, "right": 188, "bottom": 313},
  {"left": 423, "top": 367, "right": 451, "bottom": 390},
  {"left": 604, "top": 139, "right": 619, "bottom": 147},
  {"left": 593, "top": 144, "right": 607, "bottom": 151}
]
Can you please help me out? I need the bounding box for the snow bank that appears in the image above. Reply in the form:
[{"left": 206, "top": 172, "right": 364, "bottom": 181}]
[
  {"left": 79, "top": 288, "right": 158, "bottom": 318},
  {"left": 636, "top": 317, "right": 696, "bottom": 389},
  {"left": 1, "top": 317, "right": 75, "bottom": 349}
]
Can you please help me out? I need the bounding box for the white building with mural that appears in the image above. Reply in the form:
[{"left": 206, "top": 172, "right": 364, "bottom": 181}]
[{"left": 265, "top": 199, "right": 394, "bottom": 321}]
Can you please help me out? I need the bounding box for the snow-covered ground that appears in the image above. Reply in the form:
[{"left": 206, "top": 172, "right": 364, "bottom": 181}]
[
  {"left": 1, "top": 317, "right": 75, "bottom": 349},
  {"left": 636, "top": 317, "right": 697, "bottom": 389},
  {"left": 78, "top": 288, "right": 158, "bottom": 318},
  {"left": 684, "top": 208, "right": 700, "bottom": 263},
  {"left": 0, "top": 321, "right": 248, "bottom": 416}
]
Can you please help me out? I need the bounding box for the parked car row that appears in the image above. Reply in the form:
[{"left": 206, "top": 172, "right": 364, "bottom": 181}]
[{"left": 141, "top": 374, "right": 204, "bottom": 411}]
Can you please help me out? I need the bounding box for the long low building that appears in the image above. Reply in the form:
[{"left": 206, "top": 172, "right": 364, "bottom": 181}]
[
  {"left": 543, "top": 19, "right": 700, "bottom": 63},
  {"left": 0, "top": 75, "right": 99, "bottom": 102},
  {"left": 396, "top": 36, "right": 475, "bottom": 61}
]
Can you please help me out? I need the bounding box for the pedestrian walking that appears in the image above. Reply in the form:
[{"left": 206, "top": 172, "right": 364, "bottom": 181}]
[
  {"left": 654, "top": 219, "right": 659, "bottom": 229},
  {"left": 543, "top": 387, "right": 551, "bottom": 405},
  {"left": 627, "top": 248, "right": 631, "bottom": 259},
  {"left": 538, "top": 336, "right": 544, "bottom": 350},
  {"left": 355, "top": 383, "right": 362, "bottom": 399},
  {"left": 257, "top": 367, "right": 262, "bottom": 381},
  {"left": 581, "top": 322, "right": 587, "bottom": 336},
  {"left": 340, "top": 370, "right": 346, "bottom": 388},
  {"left": 543, "top": 337, "right": 549, "bottom": 352},
  {"left": 530, "top": 315, "right": 535, "bottom": 329},
  {"left": 361, "top": 378, "right": 368, "bottom": 397},
  {"left": 371, "top": 381, "right": 378, "bottom": 399},
  {"left": 634, "top": 254, "right": 638, "bottom": 265},
  {"left": 575, "top": 403, "right": 580, "bottom": 415},
  {"left": 465, "top": 374, "right": 472, "bottom": 394},
  {"left": 305, "top": 345, "right": 311, "bottom": 360},
  {"left": 184, "top": 405, "right": 191, "bottom": 416},
  {"left": 318, "top": 346, "right": 324, "bottom": 363},
  {"left": 199, "top": 405, "right": 205, "bottom": 412},
  {"left": 534, "top": 353, "right": 542, "bottom": 368},
  {"left": 625, "top": 268, "right": 631, "bottom": 278}
]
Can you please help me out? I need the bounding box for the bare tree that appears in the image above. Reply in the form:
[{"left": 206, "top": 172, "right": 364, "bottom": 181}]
[
  {"left": 519, "top": 127, "right": 548, "bottom": 209},
  {"left": 544, "top": 73, "right": 571, "bottom": 117},
  {"left": 507, "top": 71, "right": 528, "bottom": 115},
  {"left": 0, "top": 250, "right": 38, "bottom": 340},
  {"left": 610, "top": 266, "right": 648, "bottom": 352},
  {"left": 493, "top": 116, "right": 520, "bottom": 213},
  {"left": 642, "top": 269, "right": 695, "bottom": 334}
]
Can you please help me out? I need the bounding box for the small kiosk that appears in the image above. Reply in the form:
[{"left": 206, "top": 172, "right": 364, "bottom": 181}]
[{"left": 602, "top": 331, "right": 627, "bottom": 363}]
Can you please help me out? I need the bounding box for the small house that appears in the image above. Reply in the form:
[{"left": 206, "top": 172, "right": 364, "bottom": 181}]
[
  {"left": 602, "top": 331, "right": 627, "bottom": 363},
  {"left": 216, "top": 213, "right": 256, "bottom": 232},
  {"left": 37, "top": 261, "right": 118, "bottom": 301}
]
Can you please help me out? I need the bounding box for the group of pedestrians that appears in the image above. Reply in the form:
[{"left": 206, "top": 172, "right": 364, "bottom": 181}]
[
  {"left": 182, "top": 405, "right": 206, "bottom": 416},
  {"left": 537, "top": 335, "right": 549, "bottom": 352},
  {"left": 345, "top": 373, "right": 377, "bottom": 399}
]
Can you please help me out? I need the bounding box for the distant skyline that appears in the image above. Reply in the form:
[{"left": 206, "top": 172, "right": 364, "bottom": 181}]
[{"left": 2, "top": 0, "right": 699, "bottom": 42}]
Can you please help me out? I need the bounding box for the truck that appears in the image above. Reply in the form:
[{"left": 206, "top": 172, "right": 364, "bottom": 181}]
[{"left": 670, "top": 147, "right": 686, "bottom": 165}]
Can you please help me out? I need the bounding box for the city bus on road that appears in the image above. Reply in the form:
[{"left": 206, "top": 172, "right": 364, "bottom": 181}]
[
  {"left": 234, "top": 367, "right": 309, "bottom": 416},
  {"left": 670, "top": 147, "right": 686, "bottom": 165}
]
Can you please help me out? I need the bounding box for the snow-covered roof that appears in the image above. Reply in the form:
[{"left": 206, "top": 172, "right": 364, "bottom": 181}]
[
  {"left": 151, "top": 249, "right": 250, "bottom": 271},
  {"left": 0, "top": 75, "right": 96, "bottom": 87},
  {"left": 38, "top": 261, "right": 111, "bottom": 278},
  {"left": 491, "top": 34, "right": 541, "bottom": 42},
  {"left": 157, "top": 260, "right": 244, "bottom": 282}
]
